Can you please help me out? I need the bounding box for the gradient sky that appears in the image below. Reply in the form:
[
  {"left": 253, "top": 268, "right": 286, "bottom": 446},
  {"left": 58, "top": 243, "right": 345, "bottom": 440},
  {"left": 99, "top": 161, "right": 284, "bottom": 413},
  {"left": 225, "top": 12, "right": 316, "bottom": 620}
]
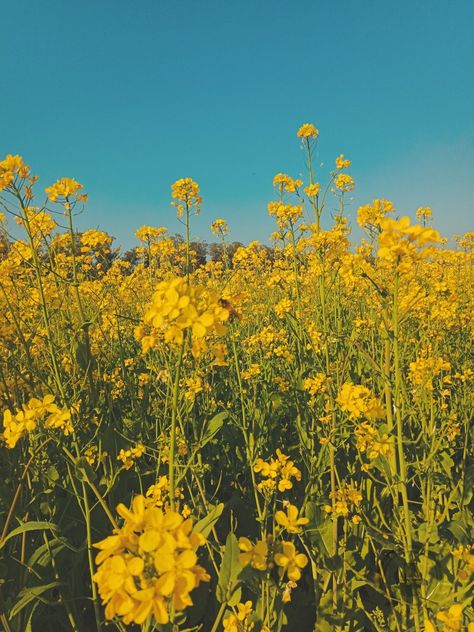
[{"left": 2, "top": 0, "right": 473, "bottom": 249}]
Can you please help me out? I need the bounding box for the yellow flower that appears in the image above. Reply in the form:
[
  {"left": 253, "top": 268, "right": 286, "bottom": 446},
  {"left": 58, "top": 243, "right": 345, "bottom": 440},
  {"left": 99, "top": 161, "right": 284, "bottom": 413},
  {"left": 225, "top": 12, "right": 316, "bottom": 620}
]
[
  {"left": 141, "top": 277, "right": 229, "bottom": 350},
  {"left": 93, "top": 495, "right": 209, "bottom": 626},
  {"left": 416, "top": 206, "right": 433, "bottom": 222},
  {"left": 171, "top": 177, "right": 201, "bottom": 216},
  {"left": 335, "top": 154, "right": 351, "bottom": 170},
  {"left": 45, "top": 177, "right": 87, "bottom": 203},
  {"left": 275, "top": 504, "right": 309, "bottom": 534},
  {"left": 304, "top": 182, "right": 320, "bottom": 197},
  {"left": 436, "top": 604, "right": 464, "bottom": 631},
  {"left": 210, "top": 218, "right": 229, "bottom": 237},
  {"left": 337, "top": 383, "right": 384, "bottom": 420},
  {"left": 334, "top": 173, "right": 355, "bottom": 192},
  {"left": 273, "top": 173, "right": 302, "bottom": 193},
  {"left": 238, "top": 537, "right": 268, "bottom": 571},
  {"left": 357, "top": 199, "right": 395, "bottom": 229},
  {"left": 274, "top": 541, "right": 308, "bottom": 581},
  {"left": 297, "top": 123, "right": 319, "bottom": 139},
  {"left": 0, "top": 154, "right": 31, "bottom": 191}
]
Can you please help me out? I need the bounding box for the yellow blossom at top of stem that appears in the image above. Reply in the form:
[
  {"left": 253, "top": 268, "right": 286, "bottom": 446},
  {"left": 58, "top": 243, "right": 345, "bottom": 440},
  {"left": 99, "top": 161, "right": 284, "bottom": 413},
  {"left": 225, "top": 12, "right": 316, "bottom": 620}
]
[
  {"left": 297, "top": 123, "right": 319, "bottom": 139},
  {"left": 377, "top": 216, "right": 442, "bottom": 272},
  {"left": 93, "top": 494, "right": 209, "bottom": 626},
  {"left": 141, "top": 277, "right": 230, "bottom": 349},
  {"left": 273, "top": 173, "right": 303, "bottom": 193},
  {"left": 335, "top": 154, "right": 351, "bottom": 169},
  {"left": 416, "top": 206, "right": 433, "bottom": 222},
  {"left": 0, "top": 154, "right": 31, "bottom": 190},
  {"left": 334, "top": 173, "right": 355, "bottom": 192},
  {"left": 2, "top": 395, "right": 73, "bottom": 449},
  {"left": 135, "top": 225, "right": 168, "bottom": 243},
  {"left": 304, "top": 182, "right": 320, "bottom": 197},
  {"left": 210, "top": 219, "right": 228, "bottom": 237},
  {"left": 267, "top": 201, "right": 303, "bottom": 230},
  {"left": 254, "top": 449, "right": 302, "bottom": 493},
  {"left": 171, "top": 177, "right": 202, "bottom": 217},
  {"left": 45, "top": 177, "right": 88, "bottom": 203},
  {"left": 357, "top": 199, "right": 395, "bottom": 229}
]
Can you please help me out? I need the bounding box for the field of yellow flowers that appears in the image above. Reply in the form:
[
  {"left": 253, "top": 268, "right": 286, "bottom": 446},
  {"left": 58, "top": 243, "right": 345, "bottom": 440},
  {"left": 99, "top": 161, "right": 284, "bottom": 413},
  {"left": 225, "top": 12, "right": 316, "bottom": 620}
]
[{"left": 0, "top": 124, "right": 473, "bottom": 632}]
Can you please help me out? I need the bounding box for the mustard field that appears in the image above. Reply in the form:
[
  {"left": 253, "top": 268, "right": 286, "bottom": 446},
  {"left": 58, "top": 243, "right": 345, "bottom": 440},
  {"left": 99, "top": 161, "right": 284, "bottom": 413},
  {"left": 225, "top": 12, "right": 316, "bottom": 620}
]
[{"left": 0, "top": 124, "right": 473, "bottom": 631}]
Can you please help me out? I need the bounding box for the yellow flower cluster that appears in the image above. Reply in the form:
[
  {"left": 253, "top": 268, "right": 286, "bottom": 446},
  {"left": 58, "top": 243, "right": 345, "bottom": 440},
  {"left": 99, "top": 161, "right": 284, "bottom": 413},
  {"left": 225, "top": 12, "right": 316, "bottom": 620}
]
[
  {"left": 334, "top": 173, "right": 355, "bottom": 192},
  {"left": 210, "top": 218, "right": 229, "bottom": 237},
  {"left": 297, "top": 123, "right": 319, "bottom": 139},
  {"left": 335, "top": 154, "right": 351, "bottom": 169},
  {"left": 2, "top": 395, "right": 73, "bottom": 448},
  {"left": 377, "top": 216, "right": 441, "bottom": 272},
  {"left": 409, "top": 356, "right": 451, "bottom": 392},
  {"left": 337, "top": 383, "right": 384, "bottom": 420},
  {"left": 357, "top": 199, "right": 395, "bottom": 230},
  {"left": 93, "top": 495, "right": 209, "bottom": 626},
  {"left": 223, "top": 601, "right": 254, "bottom": 632},
  {"left": 184, "top": 376, "right": 203, "bottom": 400},
  {"left": 452, "top": 544, "right": 474, "bottom": 580},
  {"left": 355, "top": 422, "right": 391, "bottom": 460},
  {"left": 145, "top": 477, "right": 189, "bottom": 515},
  {"left": 267, "top": 201, "right": 303, "bottom": 229},
  {"left": 325, "top": 484, "right": 363, "bottom": 519},
  {"left": 254, "top": 449, "right": 302, "bottom": 493},
  {"left": 0, "top": 154, "right": 31, "bottom": 191},
  {"left": 274, "top": 297, "right": 292, "bottom": 318},
  {"left": 239, "top": 536, "right": 308, "bottom": 581},
  {"left": 425, "top": 603, "right": 474, "bottom": 632},
  {"left": 45, "top": 177, "right": 88, "bottom": 203},
  {"left": 141, "top": 277, "right": 230, "bottom": 348},
  {"left": 135, "top": 225, "right": 168, "bottom": 243},
  {"left": 416, "top": 206, "right": 433, "bottom": 222},
  {"left": 171, "top": 177, "right": 202, "bottom": 217},
  {"left": 241, "top": 364, "right": 261, "bottom": 381},
  {"left": 273, "top": 173, "right": 302, "bottom": 193},
  {"left": 304, "top": 373, "right": 331, "bottom": 397},
  {"left": 304, "top": 182, "right": 321, "bottom": 197},
  {"left": 117, "top": 444, "right": 146, "bottom": 470},
  {"left": 16, "top": 208, "right": 57, "bottom": 241},
  {"left": 80, "top": 229, "right": 112, "bottom": 251}
]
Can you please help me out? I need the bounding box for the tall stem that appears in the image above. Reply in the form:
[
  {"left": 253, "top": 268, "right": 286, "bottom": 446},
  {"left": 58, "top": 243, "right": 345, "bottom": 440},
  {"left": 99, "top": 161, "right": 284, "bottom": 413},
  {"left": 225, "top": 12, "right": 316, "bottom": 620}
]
[
  {"left": 392, "top": 272, "right": 421, "bottom": 632},
  {"left": 169, "top": 341, "right": 185, "bottom": 511}
]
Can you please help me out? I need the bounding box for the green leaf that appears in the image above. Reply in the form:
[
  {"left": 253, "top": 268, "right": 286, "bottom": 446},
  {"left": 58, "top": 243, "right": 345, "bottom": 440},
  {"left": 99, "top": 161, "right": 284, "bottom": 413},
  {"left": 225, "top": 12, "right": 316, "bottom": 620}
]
[
  {"left": 417, "top": 522, "right": 439, "bottom": 545},
  {"left": 28, "top": 538, "right": 66, "bottom": 568},
  {"left": 193, "top": 503, "right": 224, "bottom": 539},
  {"left": 216, "top": 533, "right": 241, "bottom": 603},
  {"left": 10, "top": 581, "right": 62, "bottom": 619},
  {"left": 0, "top": 521, "right": 58, "bottom": 550},
  {"left": 200, "top": 412, "right": 228, "bottom": 447}
]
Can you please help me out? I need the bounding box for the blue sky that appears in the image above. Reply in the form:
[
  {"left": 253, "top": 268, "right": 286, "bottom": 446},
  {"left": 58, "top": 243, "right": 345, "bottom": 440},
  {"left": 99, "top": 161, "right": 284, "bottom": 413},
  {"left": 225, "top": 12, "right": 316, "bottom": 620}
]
[{"left": 2, "top": 0, "right": 473, "bottom": 249}]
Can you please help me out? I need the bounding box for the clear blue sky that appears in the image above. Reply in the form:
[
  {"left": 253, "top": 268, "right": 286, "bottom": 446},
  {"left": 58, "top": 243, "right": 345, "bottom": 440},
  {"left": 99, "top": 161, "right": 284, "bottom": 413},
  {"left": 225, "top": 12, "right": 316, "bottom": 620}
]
[{"left": 2, "top": 0, "right": 473, "bottom": 248}]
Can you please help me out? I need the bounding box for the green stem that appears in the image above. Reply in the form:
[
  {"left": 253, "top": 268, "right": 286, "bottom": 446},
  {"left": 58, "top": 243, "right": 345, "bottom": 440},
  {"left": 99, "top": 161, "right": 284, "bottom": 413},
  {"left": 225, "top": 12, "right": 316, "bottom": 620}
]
[
  {"left": 169, "top": 342, "right": 185, "bottom": 511},
  {"left": 392, "top": 272, "right": 421, "bottom": 632}
]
